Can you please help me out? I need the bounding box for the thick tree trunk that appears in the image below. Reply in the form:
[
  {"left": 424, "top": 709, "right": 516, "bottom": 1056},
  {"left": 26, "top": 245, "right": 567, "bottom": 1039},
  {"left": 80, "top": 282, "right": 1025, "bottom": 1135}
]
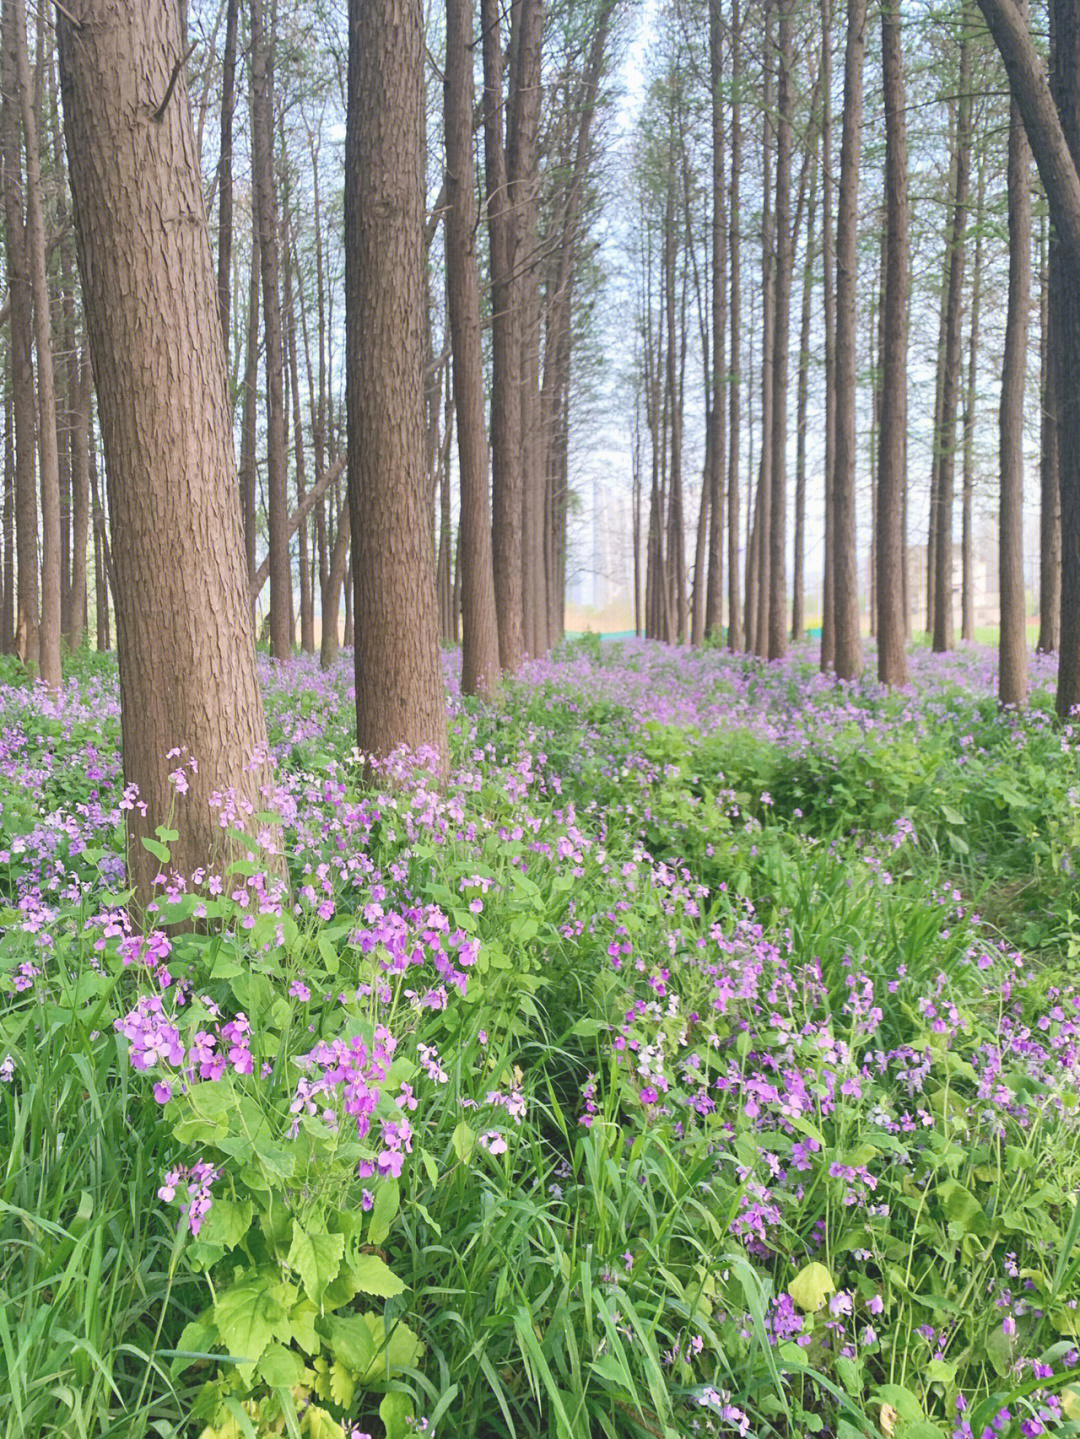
[
  {"left": 238, "top": 218, "right": 260, "bottom": 591},
  {"left": 932, "top": 11, "right": 973, "bottom": 654},
  {"left": 877, "top": 0, "right": 909, "bottom": 687},
  {"left": 832, "top": 0, "right": 867, "bottom": 679},
  {"left": 251, "top": 0, "right": 291, "bottom": 659},
  {"left": 14, "top": 0, "right": 61, "bottom": 689},
  {"left": 58, "top": 0, "right": 275, "bottom": 908},
  {"left": 445, "top": 0, "right": 500, "bottom": 695},
  {"left": 1000, "top": 52, "right": 1031, "bottom": 706},
  {"left": 346, "top": 0, "right": 447, "bottom": 764},
  {"left": 217, "top": 0, "right": 238, "bottom": 355}
]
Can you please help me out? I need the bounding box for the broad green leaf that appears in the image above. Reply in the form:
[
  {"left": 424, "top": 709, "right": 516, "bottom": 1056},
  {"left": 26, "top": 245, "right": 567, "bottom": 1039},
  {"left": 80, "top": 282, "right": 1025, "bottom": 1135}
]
[
  {"left": 141, "top": 836, "right": 171, "bottom": 864},
  {"left": 350, "top": 1252, "right": 405, "bottom": 1298},
  {"left": 327, "top": 1313, "right": 376, "bottom": 1372},
  {"left": 379, "top": 1391, "right": 415, "bottom": 1439},
  {"left": 214, "top": 1279, "right": 279, "bottom": 1367},
  {"left": 452, "top": 1120, "right": 477, "bottom": 1164},
  {"left": 258, "top": 1343, "right": 305, "bottom": 1387},
  {"left": 367, "top": 1178, "right": 399, "bottom": 1246},
  {"left": 787, "top": 1262, "right": 836, "bottom": 1313},
  {"left": 876, "top": 1385, "right": 924, "bottom": 1424},
  {"left": 287, "top": 1222, "right": 345, "bottom": 1308},
  {"left": 290, "top": 1301, "right": 320, "bottom": 1355},
  {"left": 199, "top": 1198, "right": 253, "bottom": 1251}
]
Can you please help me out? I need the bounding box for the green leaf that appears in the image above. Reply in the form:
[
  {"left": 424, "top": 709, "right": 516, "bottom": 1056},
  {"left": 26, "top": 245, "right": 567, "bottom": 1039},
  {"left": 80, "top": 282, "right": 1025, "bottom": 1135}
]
[
  {"left": 876, "top": 1385, "right": 924, "bottom": 1424},
  {"left": 140, "top": 836, "right": 172, "bottom": 864},
  {"left": 214, "top": 1279, "right": 280, "bottom": 1368},
  {"left": 327, "top": 1313, "right": 376, "bottom": 1372},
  {"left": 287, "top": 1222, "right": 345, "bottom": 1308},
  {"left": 199, "top": 1198, "right": 253, "bottom": 1251},
  {"left": 329, "top": 1359, "right": 355, "bottom": 1409},
  {"left": 258, "top": 1343, "right": 305, "bottom": 1387},
  {"left": 302, "top": 1406, "right": 345, "bottom": 1439},
  {"left": 787, "top": 1262, "right": 836, "bottom": 1313},
  {"left": 379, "top": 1391, "right": 415, "bottom": 1439},
  {"left": 367, "top": 1178, "right": 399, "bottom": 1246},
  {"left": 926, "top": 1358, "right": 957, "bottom": 1386},
  {"left": 349, "top": 1253, "right": 405, "bottom": 1298},
  {"left": 938, "top": 1179, "right": 987, "bottom": 1235},
  {"left": 290, "top": 1301, "right": 320, "bottom": 1355},
  {"left": 452, "top": 1121, "right": 476, "bottom": 1164}
]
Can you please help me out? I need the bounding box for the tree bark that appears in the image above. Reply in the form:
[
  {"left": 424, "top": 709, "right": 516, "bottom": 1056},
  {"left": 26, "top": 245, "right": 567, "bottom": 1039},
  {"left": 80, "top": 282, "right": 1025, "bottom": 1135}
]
[
  {"left": 819, "top": 0, "right": 837, "bottom": 669},
  {"left": 961, "top": 157, "right": 986, "bottom": 643},
  {"left": 58, "top": 0, "right": 275, "bottom": 909},
  {"left": 1038, "top": 215, "right": 1061, "bottom": 652},
  {"left": 728, "top": 0, "right": 743, "bottom": 651},
  {"left": 217, "top": 0, "right": 239, "bottom": 356},
  {"left": 445, "top": 0, "right": 500, "bottom": 695},
  {"left": 932, "top": 9, "right": 973, "bottom": 654},
  {"left": 754, "top": 0, "right": 775, "bottom": 658},
  {"left": 68, "top": 339, "right": 91, "bottom": 652},
  {"left": 14, "top": 0, "right": 61, "bottom": 689},
  {"left": 251, "top": 0, "right": 291, "bottom": 659},
  {"left": 793, "top": 149, "right": 817, "bottom": 644},
  {"left": 768, "top": 0, "right": 794, "bottom": 659},
  {"left": 877, "top": 0, "right": 909, "bottom": 687},
  {"left": 346, "top": 0, "right": 447, "bottom": 764},
  {"left": 999, "top": 10, "right": 1032, "bottom": 705},
  {"left": 832, "top": 0, "right": 867, "bottom": 679},
  {"left": 705, "top": 0, "right": 727, "bottom": 642},
  {"left": 481, "top": 0, "right": 524, "bottom": 673}
]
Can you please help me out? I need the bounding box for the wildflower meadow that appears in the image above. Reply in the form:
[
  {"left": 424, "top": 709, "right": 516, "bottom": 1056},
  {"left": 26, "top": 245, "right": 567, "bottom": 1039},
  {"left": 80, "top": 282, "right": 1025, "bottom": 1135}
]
[{"left": 3, "top": 638, "right": 1080, "bottom": 1439}]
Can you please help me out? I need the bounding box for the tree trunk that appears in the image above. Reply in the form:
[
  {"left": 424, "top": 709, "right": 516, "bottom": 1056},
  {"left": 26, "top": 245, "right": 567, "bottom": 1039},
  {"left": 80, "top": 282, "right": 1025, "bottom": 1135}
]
[
  {"left": 217, "top": 0, "right": 238, "bottom": 355},
  {"left": 238, "top": 215, "right": 260, "bottom": 592},
  {"left": 1038, "top": 215, "right": 1061, "bottom": 652},
  {"left": 820, "top": 0, "right": 837, "bottom": 670},
  {"left": 877, "top": 0, "right": 909, "bottom": 687},
  {"left": 58, "top": 0, "right": 275, "bottom": 908},
  {"left": 832, "top": 0, "right": 867, "bottom": 679},
  {"left": 961, "top": 157, "right": 986, "bottom": 644},
  {"left": 68, "top": 339, "right": 91, "bottom": 652},
  {"left": 1, "top": 3, "right": 36, "bottom": 671},
  {"left": 793, "top": 151, "right": 817, "bottom": 644},
  {"left": 346, "top": 0, "right": 447, "bottom": 764},
  {"left": 768, "top": 0, "right": 794, "bottom": 660},
  {"left": 1000, "top": 10, "right": 1032, "bottom": 707},
  {"left": 446, "top": 0, "right": 500, "bottom": 695},
  {"left": 482, "top": 0, "right": 523, "bottom": 674},
  {"left": 705, "top": 0, "right": 727, "bottom": 642},
  {"left": 14, "top": 0, "right": 61, "bottom": 688},
  {"left": 319, "top": 503, "right": 348, "bottom": 670},
  {"left": 251, "top": 0, "right": 290, "bottom": 659},
  {"left": 728, "top": 0, "right": 743, "bottom": 651},
  {"left": 932, "top": 9, "right": 972, "bottom": 655},
  {"left": 1, "top": 393, "right": 11, "bottom": 654},
  {"left": 754, "top": 1, "right": 775, "bottom": 658}
]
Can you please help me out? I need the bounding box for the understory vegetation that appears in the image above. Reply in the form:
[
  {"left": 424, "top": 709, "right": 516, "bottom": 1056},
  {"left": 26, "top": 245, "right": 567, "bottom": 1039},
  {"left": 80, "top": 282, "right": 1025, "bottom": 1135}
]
[{"left": 2, "top": 640, "right": 1080, "bottom": 1439}]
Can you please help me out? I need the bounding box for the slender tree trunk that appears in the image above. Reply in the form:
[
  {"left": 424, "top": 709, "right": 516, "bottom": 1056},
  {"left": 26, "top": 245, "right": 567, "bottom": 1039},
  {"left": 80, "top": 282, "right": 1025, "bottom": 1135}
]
[
  {"left": 446, "top": 0, "right": 500, "bottom": 694},
  {"left": 251, "top": 0, "right": 290, "bottom": 659},
  {"left": 284, "top": 233, "right": 315, "bottom": 653},
  {"left": 1, "top": 2, "right": 36, "bottom": 671},
  {"left": 768, "top": 0, "right": 794, "bottom": 659},
  {"left": 793, "top": 155, "right": 817, "bottom": 644},
  {"left": 933, "top": 9, "right": 973, "bottom": 654},
  {"left": 482, "top": 0, "right": 524, "bottom": 673},
  {"left": 820, "top": 0, "right": 837, "bottom": 669},
  {"left": 1038, "top": 215, "right": 1061, "bottom": 652},
  {"left": 14, "top": 0, "right": 60, "bottom": 687},
  {"left": 69, "top": 339, "right": 90, "bottom": 652},
  {"left": 728, "top": 0, "right": 743, "bottom": 651},
  {"left": 238, "top": 224, "right": 260, "bottom": 591},
  {"left": 1000, "top": 15, "right": 1032, "bottom": 706},
  {"left": 319, "top": 503, "right": 348, "bottom": 670},
  {"left": 346, "top": 0, "right": 447, "bottom": 763},
  {"left": 754, "top": 1, "right": 776, "bottom": 657},
  {"left": 961, "top": 157, "right": 986, "bottom": 643},
  {"left": 705, "top": 0, "right": 727, "bottom": 641},
  {"left": 58, "top": 0, "right": 275, "bottom": 907},
  {"left": 1, "top": 394, "right": 11, "bottom": 655},
  {"left": 832, "top": 0, "right": 867, "bottom": 679},
  {"left": 877, "top": 0, "right": 909, "bottom": 686}
]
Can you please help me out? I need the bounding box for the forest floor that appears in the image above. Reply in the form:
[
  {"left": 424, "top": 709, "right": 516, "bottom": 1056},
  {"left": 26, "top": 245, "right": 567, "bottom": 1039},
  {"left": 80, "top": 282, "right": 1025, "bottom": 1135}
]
[{"left": 1, "top": 639, "right": 1079, "bottom": 1439}]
